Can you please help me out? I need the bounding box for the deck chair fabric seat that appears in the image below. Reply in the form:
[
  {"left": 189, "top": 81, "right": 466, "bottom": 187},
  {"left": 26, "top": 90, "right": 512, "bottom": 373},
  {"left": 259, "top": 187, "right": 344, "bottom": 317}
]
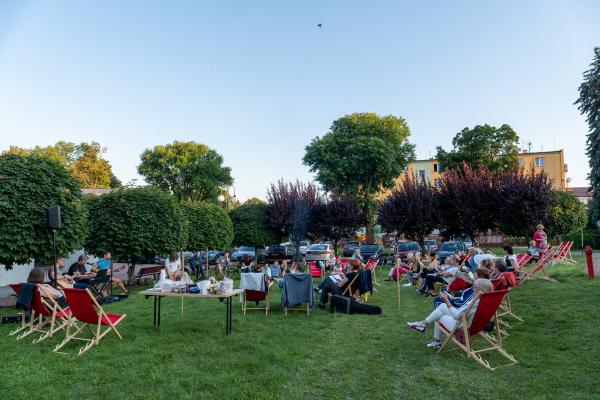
[
  {"left": 54, "top": 288, "right": 126, "bottom": 356},
  {"left": 436, "top": 289, "right": 517, "bottom": 371}
]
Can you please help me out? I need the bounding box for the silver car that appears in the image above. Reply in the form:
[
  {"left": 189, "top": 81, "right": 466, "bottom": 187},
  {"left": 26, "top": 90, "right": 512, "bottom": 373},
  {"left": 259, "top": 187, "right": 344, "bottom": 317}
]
[{"left": 304, "top": 243, "right": 334, "bottom": 262}]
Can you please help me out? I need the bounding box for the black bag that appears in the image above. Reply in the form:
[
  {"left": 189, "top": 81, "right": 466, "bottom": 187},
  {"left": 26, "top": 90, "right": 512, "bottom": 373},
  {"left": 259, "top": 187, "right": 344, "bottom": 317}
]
[{"left": 330, "top": 295, "right": 382, "bottom": 315}]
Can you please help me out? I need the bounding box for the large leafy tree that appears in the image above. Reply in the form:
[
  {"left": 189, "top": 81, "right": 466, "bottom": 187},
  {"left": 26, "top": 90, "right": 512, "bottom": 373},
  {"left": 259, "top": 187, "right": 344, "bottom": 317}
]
[
  {"left": 0, "top": 154, "right": 87, "bottom": 268},
  {"left": 546, "top": 191, "right": 587, "bottom": 238},
  {"left": 312, "top": 195, "right": 368, "bottom": 250},
  {"left": 138, "top": 141, "right": 233, "bottom": 203},
  {"left": 377, "top": 175, "right": 438, "bottom": 248},
  {"left": 437, "top": 164, "right": 497, "bottom": 241},
  {"left": 303, "top": 113, "right": 415, "bottom": 241},
  {"left": 230, "top": 200, "right": 280, "bottom": 248},
  {"left": 4, "top": 141, "right": 117, "bottom": 189},
  {"left": 495, "top": 168, "right": 555, "bottom": 237},
  {"left": 181, "top": 202, "right": 233, "bottom": 250},
  {"left": 85, "top": 187, "right": 187, "bottom": 283},
  {"left": 576, "top": 47, "right": 600, "bottom": 226},
  {"left": 436, "top": 124, "right": 519, "bottom": 173},
  {"left": 267, "top": 180, "right": 323, "bottom": 260}
]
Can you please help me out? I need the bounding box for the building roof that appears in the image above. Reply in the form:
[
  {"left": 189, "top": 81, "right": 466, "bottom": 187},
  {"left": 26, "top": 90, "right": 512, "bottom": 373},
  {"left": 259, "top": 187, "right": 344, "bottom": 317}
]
[
  {"left": 569, "top": 187, "right": 591, "bottom": 197},
  {"left": 82, "top": 188, "right": 113, "bottom": 196}
]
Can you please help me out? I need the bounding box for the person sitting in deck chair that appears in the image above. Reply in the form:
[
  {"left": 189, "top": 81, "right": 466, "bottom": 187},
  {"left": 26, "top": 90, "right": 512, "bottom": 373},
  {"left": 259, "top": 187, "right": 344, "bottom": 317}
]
[
  {"left": 419, "top": 255, "right": 462, "bottom": 296},
  {"left": 527, "top": 240, "right": 540, "bottom": 263},
  {"left": 27, "top": 268, "right": 68, "bottom": 308},
  {"left": 93, "top": 251, "right": 129, "bottom": 294},
  {"left": 407, "top": 278, "right": 494, "bottom": 349},
  {"left": 316, "top": 263, "right": 360, "bottom": 308}
]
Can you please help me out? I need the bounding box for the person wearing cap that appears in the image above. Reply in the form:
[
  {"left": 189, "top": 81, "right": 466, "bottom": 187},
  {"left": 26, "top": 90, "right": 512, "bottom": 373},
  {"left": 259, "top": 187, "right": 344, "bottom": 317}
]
[{"left": 532, "top": 224, "right": 548, "bottom": 256}]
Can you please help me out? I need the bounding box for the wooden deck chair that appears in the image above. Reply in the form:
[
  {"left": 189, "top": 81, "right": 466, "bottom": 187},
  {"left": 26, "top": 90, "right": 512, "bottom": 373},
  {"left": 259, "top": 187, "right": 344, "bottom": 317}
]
[
  {"left": 520, "top": 247, "right": 558, "bottom": 283},
  {"left": 516, "top": 254, "right": 532, "bottom": 269},
  {"left": 7, "top": 284, "right": 29, "bottom": 337},
  {"left": 341, "top": 272, "right": 361, "bottom": 298},
  {"left": 339, "top": 259, "right": 349, "bottom": 273},
  {"left": 448, "top": 277, "right": 470, "bottom": 294},
  {"left": 554, "top": 241, "right": 575, "bottom": 265},
  {"left": 53, "top": 288, "right": 126, "bottom": 356},
  {"left": 15, "top": 286, "right": 55, "bottom": 341},
  {"left": 437, "top": 289, "right": 517, "bottom": 371},
  {"left": 308, "top": 262, "right": 323, "bottom": 282},
  {"left": 491, "top": 274, "right": 521, "bottom": 331},
  {"left": 281, "top": 273, "right": 313, "bottom": 316},
  {"left": 365, "top": 260, "right": 380, "bottom": 288},
  {"left": 243, "top": 280, "right": 272, "bottom": 315},
  {"left": 31, "top": 285, "right": 72, "bottom": 344}
]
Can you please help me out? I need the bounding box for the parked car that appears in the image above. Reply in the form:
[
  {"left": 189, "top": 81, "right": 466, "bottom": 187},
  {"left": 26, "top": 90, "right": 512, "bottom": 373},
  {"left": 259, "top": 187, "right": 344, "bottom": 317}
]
[
  {"left": 199, "top": 250, "right": 223, "bottom": 265},
  {"left": 304, "top": 243, "right": 334, "bottom": 262},
  {"left": 395, "top": 241, "right": 421, "bottom": 261},
  {"left": 423, "top": 240, "right": 438, "bottom": 254},
  {"left": 359, "top": 243, "right": 383, "bottom": 261},
  {"left": 342, "top": 241, "right": 361, "bottom": 257},
  {"left": 299, "top": 241, "right": 310, "bottom": 256},
  {"left": 264, "top": 245, "right": 292, "bottom": 261},
  {"left": 231, "top": 246, "right": 256, "bottom": 261},
  {"left": 154, "top": 251, "right": 194, "bottom": 265},
  {"left": 437, "top": 241, "right": 467, "bottom": 263},
  {"left": 452, "top": 235, "right": 473, "bottom": 248}
]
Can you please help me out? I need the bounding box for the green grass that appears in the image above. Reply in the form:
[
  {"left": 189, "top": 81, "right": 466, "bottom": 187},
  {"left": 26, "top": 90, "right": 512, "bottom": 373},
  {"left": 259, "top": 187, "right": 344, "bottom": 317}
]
[{"left": 1, "top": 258, "right": 599, "bottom": 400}]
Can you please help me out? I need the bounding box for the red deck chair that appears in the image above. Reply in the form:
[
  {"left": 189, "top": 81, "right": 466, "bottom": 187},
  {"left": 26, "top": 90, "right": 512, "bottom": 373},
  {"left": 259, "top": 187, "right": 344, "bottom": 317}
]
[
  {"left": 492, "top": 272, "right": 522, "bottom": 330},
  {"left": 340, "top": 259, "right": 349, "bottom": 274},
  {"left": 520, "top": 247, "right": 558, "bottom": 283},
  {"left": 8, "top": 284, "right": 25, "bottom": 337},
  {"left": 33, "top": 285, "right": 72, "bottom": 344},
  {"left": 15, "top": 286, "right": 55, "bottom": 341},
  {"left": 308, "top": 262, "right": 323, "bottom": 281},
  {"left": 242, "top": 274, "right": 272, "bottom": 315},
  {"left": 554, "top": 241, "right": 575, "bottom": 265},
  {"left": 437, "top": 289, "right": 517, "bottom": 371},
  {"left": 53, "top": 288, "right": 126, "bottom": 356},
  {"left": 448, "top": 277, "right": 470, "bottom": 294},
  {"left": 515, "top": 254, "right": 532, "bottom": 269}
]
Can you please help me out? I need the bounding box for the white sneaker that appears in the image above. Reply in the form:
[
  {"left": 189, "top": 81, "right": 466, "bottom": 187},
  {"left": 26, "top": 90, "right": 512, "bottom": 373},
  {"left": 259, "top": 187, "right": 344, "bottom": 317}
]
[
  {"left": 402, "top": 283, "right": 413, "bottom": 287},
  {"left": 407, "top": 321, "right": 426, "bottom": 333},
  {"left": 427, "top": 339, "right": 441, "bottom": 349}
]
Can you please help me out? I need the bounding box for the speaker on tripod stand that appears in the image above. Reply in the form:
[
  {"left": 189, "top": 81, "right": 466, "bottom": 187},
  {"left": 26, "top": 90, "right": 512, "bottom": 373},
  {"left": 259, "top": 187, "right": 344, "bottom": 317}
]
[{"left": 47, "top": 206, "right": 62, "bottom": 287}]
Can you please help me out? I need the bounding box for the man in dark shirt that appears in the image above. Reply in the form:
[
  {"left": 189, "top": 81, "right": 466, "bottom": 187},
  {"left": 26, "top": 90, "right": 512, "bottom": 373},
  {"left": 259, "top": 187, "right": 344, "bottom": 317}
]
[
  {"left": 318, "top": 264, "right": 360, "bottom": 307},
  {"left": 68, "top": 255, "right": 95, "bottom": 284}
]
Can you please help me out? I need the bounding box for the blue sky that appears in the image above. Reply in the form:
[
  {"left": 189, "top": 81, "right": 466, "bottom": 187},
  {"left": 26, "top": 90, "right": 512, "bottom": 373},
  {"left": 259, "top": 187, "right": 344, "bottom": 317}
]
[{"left": 0, "top": 1, "right": 598, "bottom": 200}]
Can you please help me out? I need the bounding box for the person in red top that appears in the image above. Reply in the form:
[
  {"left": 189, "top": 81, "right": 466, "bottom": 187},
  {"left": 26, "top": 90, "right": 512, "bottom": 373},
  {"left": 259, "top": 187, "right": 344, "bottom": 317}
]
[{"left": 532, "top": 224, "right": 548, "bottom": 256}]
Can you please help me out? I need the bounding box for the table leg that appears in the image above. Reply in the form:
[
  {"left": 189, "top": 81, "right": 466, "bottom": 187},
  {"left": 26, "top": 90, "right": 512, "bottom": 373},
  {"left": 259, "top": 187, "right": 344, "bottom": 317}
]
[
  {"left": 158, "top": 296, "right": 162, "bottom": 327},
  {"left": 153, "top": 296, "right": 157, "bottom": 326},
  {"left": 226, "top": 296, "right": 232, "bottom": 335}
]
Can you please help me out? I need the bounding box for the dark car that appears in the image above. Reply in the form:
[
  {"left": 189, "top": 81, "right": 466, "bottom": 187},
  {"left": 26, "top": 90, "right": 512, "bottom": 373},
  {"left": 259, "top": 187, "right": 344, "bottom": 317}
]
[
  {"left": 200, "top": 250, "right": 223, "bottom": 265},
  {"left": 264, "top": 245, "right": 291, "bottom": 261},
  {"left": 343, "top": 241, "right": 361, "bottom": 257},
  {"left": 437, "top": 241, "right": 467, "bottom": 263},
  {"left": 359, "top": 243, "right": 383, "bottom": 261},
  {"left": 231, "top": 246, "right": 256, "bottom": 261},
  {"left": 396, "top": 241, "right": 421, "bottom": 261},
  {"left": 423, "top": 240, "right": 438, "bottom": 254}
]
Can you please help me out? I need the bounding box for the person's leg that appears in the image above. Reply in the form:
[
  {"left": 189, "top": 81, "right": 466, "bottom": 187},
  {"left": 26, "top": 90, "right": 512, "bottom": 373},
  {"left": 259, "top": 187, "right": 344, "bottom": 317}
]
[
  {"left": 434, "top": 315, "right": 457, "bottom": 340},
  {"left": 113, "top": 278, "right": 128, "bottom": 293},
  {"left": 320, "top": 280, "right": 338, "bottom": 305}
]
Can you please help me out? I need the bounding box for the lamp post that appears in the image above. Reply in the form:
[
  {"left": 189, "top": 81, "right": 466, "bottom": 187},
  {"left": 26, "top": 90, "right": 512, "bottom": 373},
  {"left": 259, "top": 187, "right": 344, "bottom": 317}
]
[{"left": 218, "top": 186, "right": 237, "bottom": 212}]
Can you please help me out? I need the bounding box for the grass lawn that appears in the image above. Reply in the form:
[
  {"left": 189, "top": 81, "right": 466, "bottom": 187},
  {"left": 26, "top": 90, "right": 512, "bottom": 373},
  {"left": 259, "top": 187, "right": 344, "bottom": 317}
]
[{"left": 1, "top": 257, "right": 599, "bottom": 400}]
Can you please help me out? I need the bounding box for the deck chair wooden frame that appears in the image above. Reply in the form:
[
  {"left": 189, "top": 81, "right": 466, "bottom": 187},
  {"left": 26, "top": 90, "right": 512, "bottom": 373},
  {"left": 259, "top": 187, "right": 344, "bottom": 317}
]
[
  {"left": 242, "top": 282, "right": 273, "bottom": 315},
  {"left": 7, "top": 284, "right": 30, "bottom": 337},
  {"left": 53, "top": 288, "right": 126, "bottom": 356},
  {"left": 365, "top": 260, "right": 380, "bottom": 289},
  {"left": 15, "top": 286, "right": 55, "bottom": 341},
  {"left": 491, "top": 275, "right": 521, "bottom": 332},
  {"left": 520, "top": 247, "right": 558, "bottom": 283},
  {"left": 32, "top": 285, "right": 72, "bottom": 344},
  {"left": 436, "top": 290, "right": 517, "bottom": 371},
  {"left": 554, "top": 241, "right": 575, "bottom": 265}
]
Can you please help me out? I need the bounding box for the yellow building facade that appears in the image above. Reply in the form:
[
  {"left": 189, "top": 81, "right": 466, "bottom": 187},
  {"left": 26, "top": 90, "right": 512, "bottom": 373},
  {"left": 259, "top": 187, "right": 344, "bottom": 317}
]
[{"left": 401, "top": 149, "right": 566, "bottom": 191}]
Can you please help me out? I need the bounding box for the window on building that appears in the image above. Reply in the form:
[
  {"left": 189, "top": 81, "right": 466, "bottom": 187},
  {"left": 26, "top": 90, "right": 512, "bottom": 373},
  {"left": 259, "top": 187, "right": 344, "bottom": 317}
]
[
  {"left": 418, "top": 169, "right": 426, "bottom": 179},
  {"left": 433, "top": 163, "right": 439, "bottom": 172},
  {"left": 535, "top": 157, "right": 545, "bottom": 167},
  {"left": 433, "top": 179, "right": 441, "bottom": 188},
  {"left": 518, "top": 158, "right": 524, "bottom": 167}
]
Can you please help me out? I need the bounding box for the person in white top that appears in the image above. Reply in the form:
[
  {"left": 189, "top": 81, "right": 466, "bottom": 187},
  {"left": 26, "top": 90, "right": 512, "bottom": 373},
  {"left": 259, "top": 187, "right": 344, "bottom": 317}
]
[
  {"left": 165, "top": 252, "right": 182, "bottom": 280},
  {"left": 407, "top": 278, "right": 494, "bottom": 349}
]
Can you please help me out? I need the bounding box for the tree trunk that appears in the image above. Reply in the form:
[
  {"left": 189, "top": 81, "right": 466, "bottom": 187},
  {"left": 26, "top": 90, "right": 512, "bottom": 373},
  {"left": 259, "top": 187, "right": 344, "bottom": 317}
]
[
  {"left": 364, "top": 201, "right": 375, "bottom": 243},
  {"left": 127, "top": 258, "right": 137, "bottom": 287}
]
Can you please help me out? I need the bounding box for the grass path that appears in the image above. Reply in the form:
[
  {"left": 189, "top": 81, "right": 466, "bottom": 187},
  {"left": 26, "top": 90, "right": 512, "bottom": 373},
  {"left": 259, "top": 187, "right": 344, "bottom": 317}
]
[{"left": 1, "top": 258, "right": 599, "bottom": 399}]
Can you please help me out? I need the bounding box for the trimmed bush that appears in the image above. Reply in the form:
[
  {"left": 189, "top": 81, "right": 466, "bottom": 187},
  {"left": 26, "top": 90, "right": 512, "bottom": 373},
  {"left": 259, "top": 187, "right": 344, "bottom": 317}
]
[
  {"left": 0, "top": 154, "right": 87, "bottom": 268},
  {"left": 182, "top": 202, "right": 233, "bottom": 250},
  {"left": 230, "top": 202, "right": 279, "bottom": 248}
]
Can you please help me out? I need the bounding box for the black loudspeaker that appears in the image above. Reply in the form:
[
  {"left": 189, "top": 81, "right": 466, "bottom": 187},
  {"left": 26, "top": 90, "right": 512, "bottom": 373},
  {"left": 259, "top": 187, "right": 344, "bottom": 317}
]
[{"left": 47, "top": 206, "right": 63, "bottom": 229}]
